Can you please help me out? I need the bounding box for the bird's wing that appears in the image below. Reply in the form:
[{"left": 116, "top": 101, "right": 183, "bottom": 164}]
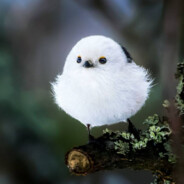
[{"left": 121, "top": 46, "right": 133, "bottom": 63}]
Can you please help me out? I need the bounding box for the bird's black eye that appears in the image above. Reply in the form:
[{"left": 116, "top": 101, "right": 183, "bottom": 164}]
[
  {"left": 99, "top": 57, "right": 107, "bottom": 64},
  {"left": 77, "top": 56, "right": 82, "bottom": 63}
]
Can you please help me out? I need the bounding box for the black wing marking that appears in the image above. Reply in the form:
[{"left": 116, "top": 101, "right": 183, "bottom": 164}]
[{"left": 121, "top": 46, "right": 132, "bottom": 63}]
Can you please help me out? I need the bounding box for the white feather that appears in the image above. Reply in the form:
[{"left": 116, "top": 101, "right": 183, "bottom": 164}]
[{"left": 52, "top": 35, "right": 152, "bottom": 127}]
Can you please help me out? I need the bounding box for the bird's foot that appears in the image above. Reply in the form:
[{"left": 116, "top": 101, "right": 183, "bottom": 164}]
[
  {"left": 88, "top": 134, "right": 96, "bottom": 143},
  {"left": 127, "top": 119, "right": 140, "bottom": 140},
  {"left": 87, "top": 124, "right": 96, "bottom": 143}
]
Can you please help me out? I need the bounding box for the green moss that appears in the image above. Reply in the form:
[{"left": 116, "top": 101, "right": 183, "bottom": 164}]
[
  {"left": 103, "top": 114, "right": 175, "bottom": 163},
  {"left": 114, "top": 141, "right": 130, "bottom": 155},
  {"left": 151, "top": 178, "right": 173, "bottom": 184},
  {"left": 132, "top": 139, "right": 147, "bottom": 150},
  {"left": 103, "top": 128, "right": 111, "bottom": 134},
  {"left": 143, "top": 114, "right": 160, "bottom": 125},
  {"left": 121, "top": 132, "right": 135, "bottom": 140},
  {"left": 163, "top": 143, "right": 177, "bottom": 164},
  {"left": 162, "top": 100, "right": 170, "bottom": 108},
  {"left": 175, "top": 62, "right": 184, "bottom": 114}
]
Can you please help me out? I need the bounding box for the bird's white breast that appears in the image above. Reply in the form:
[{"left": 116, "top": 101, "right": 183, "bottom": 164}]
[{"left": 52, "top": 63, "right": 151, "bottom": 127}]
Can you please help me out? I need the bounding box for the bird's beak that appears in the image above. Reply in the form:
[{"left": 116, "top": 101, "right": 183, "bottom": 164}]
[{"left": 83, "top": 60, "right": 94, "bottom": 68}]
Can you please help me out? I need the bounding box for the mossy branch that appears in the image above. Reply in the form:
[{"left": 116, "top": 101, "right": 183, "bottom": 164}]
[
  {"left": 66, "top": 115, "right": 175, "bottom": 183},
  {"left": 65, "top": 62, "right": 184, "bottom": 184}
]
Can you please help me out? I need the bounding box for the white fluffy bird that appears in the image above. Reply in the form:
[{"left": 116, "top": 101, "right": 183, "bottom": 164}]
[{"left": 52, "top": 35, "right": 152, "bottom": 130}]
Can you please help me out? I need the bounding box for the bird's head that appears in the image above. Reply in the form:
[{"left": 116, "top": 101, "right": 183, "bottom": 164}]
[{"left": 63, "top": 35, "right": 132, "bottom": 74}]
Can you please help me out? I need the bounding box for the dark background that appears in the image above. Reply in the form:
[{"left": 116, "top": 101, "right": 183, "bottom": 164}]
[{"left": 0, "top": 0, "right": 183, "bottom": 184}]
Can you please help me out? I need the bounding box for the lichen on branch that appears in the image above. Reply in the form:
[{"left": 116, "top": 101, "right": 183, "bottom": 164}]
[
  {"left": 66, "top": 114, "right": 175, "bottom": 183},
  {"left": 175, "top": 62, "right": 184, "bottom": 115},
  {"left": 104, "top": 114, "right": 175, "bottom": 164}
]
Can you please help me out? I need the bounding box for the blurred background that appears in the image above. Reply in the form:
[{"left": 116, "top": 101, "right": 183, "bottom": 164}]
[{"left": 0, "top": 0, "right": 183, "bottom": 184}]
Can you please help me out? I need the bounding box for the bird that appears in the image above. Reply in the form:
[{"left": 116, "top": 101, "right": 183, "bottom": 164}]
[{"left": 52, "top": 35, "right": 152, "bottom": 137}]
